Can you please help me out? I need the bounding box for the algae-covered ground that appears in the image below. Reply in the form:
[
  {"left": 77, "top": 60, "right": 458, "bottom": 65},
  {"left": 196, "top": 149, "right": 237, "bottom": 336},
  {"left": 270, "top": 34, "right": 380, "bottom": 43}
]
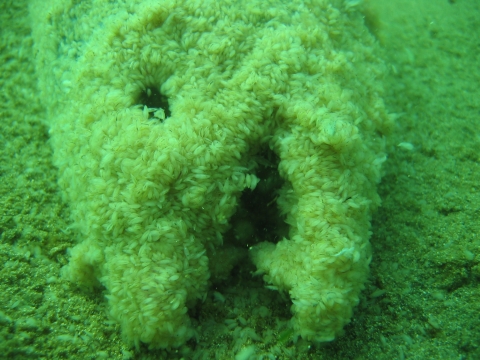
[{"left": 1, "top": 0, "right": 479, "bottom": 359}]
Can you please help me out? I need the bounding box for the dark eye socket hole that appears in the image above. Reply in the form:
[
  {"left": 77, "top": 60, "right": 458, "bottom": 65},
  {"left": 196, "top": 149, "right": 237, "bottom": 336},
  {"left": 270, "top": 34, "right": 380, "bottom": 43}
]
[
  {"left": 226, "top": 146, "right": 289, "bottom": 248},
  {"left": 137, "top": 86, "right": 171, "bottom": 120}
]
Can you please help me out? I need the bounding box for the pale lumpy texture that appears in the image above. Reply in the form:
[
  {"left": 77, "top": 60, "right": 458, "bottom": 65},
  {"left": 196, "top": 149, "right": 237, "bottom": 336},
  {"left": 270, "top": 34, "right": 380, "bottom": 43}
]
[{"left": 31, "top": 0, "right": 392, "bottom": 348}]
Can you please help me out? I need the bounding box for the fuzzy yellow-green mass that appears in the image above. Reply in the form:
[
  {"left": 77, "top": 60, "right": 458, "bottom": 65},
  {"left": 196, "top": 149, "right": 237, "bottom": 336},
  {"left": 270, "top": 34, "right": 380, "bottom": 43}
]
[{"left": 31, "top": 0, "right": 392, "bottom": 349}]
